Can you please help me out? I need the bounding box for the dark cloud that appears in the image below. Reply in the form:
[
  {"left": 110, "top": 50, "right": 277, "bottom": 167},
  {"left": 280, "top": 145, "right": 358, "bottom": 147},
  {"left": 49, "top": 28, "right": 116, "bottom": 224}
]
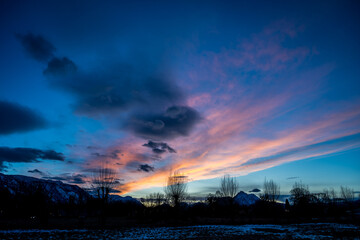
[
  {"left": 125, "top": 160, "right": 156, "bottom": 173},
  {"left": 249, "top": 188, "right": 261, "bottom": 193},
  {"left": 43, "top": 173, "right": 87, "bottom": 184},
  {"left": 0, "top": 100, "right": 47, "bottom": 135},
  {"left": 128, "top": 106, "right": 201, "bottom": 140},
  {"left": 138, "top": 164, "right": 155, "bottom": 172},
  {"left": 142, "top": 140, "right": 176, "bottom": 154},
  {"left": 43, "top": 57, "right": 77, "bottom": 76},
  {"left": 17, "top": 33, "right": 185, "bottom": 117},
  {"left": 87, "top": 146, "right": 100, "bottom": 150},
  {"left": 109, "top": 149, "right": 121, "bottom": 159},
  {"left": 67, "top": 174, "right": 87, "bottom": 184},
  {"left": 42, "top": 58, "right": 183, "bottom": 116},
  {"left": 0, "top": 147, "right": 64, "bottom": 170},
  {"left": 28, "top": 169, "right": 45, "bottom": 175},
  {"left": 91, "top": 149, "right": 121, "bottom": 159},
  {"left": 17, "top": 32, "right": 201, "bottom": 141},
  {"left": 286, "top": 177, "right": 299, "bottom": 180},
  {"left": 71, "top": 71, "right": 182, "bottom": 116},
  {"left": 91, "top": 152, "right": 107, "bottom": 158},
  {"left": 16, "top": 33, "right": 55, "bottom": 62}
]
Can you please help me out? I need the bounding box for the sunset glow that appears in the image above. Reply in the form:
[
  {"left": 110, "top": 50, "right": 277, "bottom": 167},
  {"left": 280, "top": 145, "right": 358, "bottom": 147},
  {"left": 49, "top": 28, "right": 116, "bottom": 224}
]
[{"left": 1, "top": 0, "right": 359, "bottom": 198}]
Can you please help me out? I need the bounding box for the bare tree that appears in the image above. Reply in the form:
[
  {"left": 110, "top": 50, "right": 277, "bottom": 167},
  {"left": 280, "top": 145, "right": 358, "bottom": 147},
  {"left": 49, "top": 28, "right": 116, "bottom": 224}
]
[
  {"left": 91, "top": 167, "right": 119, "bottom": 203},
  {"left": 322, "top": 188, "right": 338, "bottom": 204},
  {"left": 329, "top": 188, "right": 337, "bottom": 202},
  {"left": 260, "top": 179, "right": 280, "bottom": 202},
  {"left": 340, "top": 186, "right": 354, "bottom": 202},
  {"left": 164, "top": 171, "right": 188, "bottom": 207},
  {"left": 290, "top": 181, "right": 311, "bottom": 206},
  {"left": 220, "top": 174, "right": 239, "bottom": 198}
]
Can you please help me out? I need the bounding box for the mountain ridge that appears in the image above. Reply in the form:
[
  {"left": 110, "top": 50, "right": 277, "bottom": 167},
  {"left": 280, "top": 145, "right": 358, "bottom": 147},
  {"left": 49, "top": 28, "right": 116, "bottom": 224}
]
[
  {"left": 0, "top": 173, "right": 141, "bottom": 205},
  {"left": 0, "top": 173, "right": 89, "bottom": 204}
]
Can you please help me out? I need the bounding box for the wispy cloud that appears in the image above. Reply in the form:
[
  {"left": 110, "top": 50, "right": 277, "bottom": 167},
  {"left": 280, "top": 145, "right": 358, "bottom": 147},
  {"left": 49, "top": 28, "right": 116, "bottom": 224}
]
[
  {"left": 286, "top": 177, "right": 299, "bottom": 180},
  {"left": 241, "top": 133, "right": 360, "bottom": 168}
]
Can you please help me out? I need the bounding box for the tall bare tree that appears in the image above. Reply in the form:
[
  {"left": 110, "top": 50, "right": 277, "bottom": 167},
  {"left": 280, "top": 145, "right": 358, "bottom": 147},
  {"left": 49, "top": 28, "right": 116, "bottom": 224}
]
[
  {"left": 260, "top": 179, "right": 280, "bottom": 202},
  {"left": 220, "top": 174, "right": 239, "bottom": 198},
  {"left": 91, "top": 167, "right": 119, "bottom": 203},
  {"left": 164, "top": 171, "right": 188, "bottom": 207}
]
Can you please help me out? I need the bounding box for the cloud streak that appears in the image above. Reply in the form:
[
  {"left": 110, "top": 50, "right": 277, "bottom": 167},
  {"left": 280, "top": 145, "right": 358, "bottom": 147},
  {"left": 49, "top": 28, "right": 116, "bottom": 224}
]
[{"left": 241, "top": 133, "right": 360, "bottom": 168}]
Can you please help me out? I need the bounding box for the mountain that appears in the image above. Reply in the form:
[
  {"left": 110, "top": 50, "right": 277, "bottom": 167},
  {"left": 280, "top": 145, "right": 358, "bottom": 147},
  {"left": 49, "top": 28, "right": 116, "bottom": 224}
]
[
  {"left": 0, "top": 173, "right": 89, "bottom": 204},
  {"left": 233, "top": 191, "right": 260, "bottom": 206},
  {"left": 108, "top": 194, "right": 142, "bottom": 205}
]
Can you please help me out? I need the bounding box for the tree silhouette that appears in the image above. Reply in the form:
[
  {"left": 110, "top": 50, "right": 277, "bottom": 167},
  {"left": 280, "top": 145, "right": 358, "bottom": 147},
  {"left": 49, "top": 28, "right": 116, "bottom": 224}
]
[
  {"left": 260, "top": 179, "right": 280, "bottom": 202},
  {"left": 220, "top": 174, "right": 239, "bottom": 198},
  {"left": 91, "top": 167, "right": 119, "bottom": 203},
  {"left": 290, "top": 181, "right": 311, "bottom": 206},
  {"left": 164, "top": 171, "right": 188, "bottom": 207},
  {"left": 340, "top": 186, "right": 354, "bottom": 202}
]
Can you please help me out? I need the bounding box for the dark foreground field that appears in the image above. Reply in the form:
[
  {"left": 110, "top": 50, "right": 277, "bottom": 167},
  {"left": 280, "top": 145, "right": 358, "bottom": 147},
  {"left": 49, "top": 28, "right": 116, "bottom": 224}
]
[{"left": 0, "top": 223, "right": 359, "bottom": 240}]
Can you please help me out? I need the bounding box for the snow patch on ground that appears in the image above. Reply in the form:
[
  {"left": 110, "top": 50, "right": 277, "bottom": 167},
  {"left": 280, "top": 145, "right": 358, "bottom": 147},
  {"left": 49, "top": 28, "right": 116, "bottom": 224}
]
[{"left": 0, "top": 223, "right": 358, "bottom": 239}]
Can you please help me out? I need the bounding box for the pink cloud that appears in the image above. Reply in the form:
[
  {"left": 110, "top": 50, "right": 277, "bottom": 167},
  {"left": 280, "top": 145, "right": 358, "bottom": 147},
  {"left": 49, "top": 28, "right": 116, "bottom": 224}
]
[{"left": 187, "top": 93, "right": 212, "bottom": 107}]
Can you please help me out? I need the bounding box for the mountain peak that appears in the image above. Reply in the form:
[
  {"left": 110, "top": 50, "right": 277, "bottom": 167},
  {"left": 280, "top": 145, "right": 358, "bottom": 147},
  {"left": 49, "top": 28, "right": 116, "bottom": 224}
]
[{"left": 234, "top": 191, "right": 259, "bottom": 206}]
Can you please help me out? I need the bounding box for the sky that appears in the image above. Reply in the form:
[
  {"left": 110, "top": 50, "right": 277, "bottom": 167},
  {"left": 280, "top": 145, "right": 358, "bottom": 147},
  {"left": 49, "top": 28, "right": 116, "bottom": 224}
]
[{"left": 0, "top": 0, "right": 359, "bottom": 198}]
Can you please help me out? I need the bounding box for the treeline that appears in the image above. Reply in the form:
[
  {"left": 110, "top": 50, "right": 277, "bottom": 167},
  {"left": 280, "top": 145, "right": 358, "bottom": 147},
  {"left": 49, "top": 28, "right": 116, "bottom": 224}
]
[
  {"left": 0, "top": 174, "right": 359, "bottom": 228},
  {"left": 140, "top": 176, "right": 359, "bottom": 221}
]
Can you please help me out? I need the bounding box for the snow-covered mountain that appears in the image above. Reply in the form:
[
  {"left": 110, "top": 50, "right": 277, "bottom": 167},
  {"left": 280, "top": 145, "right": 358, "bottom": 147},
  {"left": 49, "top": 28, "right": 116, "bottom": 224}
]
[
  {"left": 233, "top": 191, "right": 260, "bottom": 206},
  {"left": 0, "top": 173, "right": 89, "bottom": 204}
]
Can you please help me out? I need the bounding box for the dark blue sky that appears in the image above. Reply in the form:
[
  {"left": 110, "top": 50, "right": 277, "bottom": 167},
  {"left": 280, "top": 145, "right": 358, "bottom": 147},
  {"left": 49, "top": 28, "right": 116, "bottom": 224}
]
[{"left": 0, "top": 0, "right": 359, "bottom": 196}]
